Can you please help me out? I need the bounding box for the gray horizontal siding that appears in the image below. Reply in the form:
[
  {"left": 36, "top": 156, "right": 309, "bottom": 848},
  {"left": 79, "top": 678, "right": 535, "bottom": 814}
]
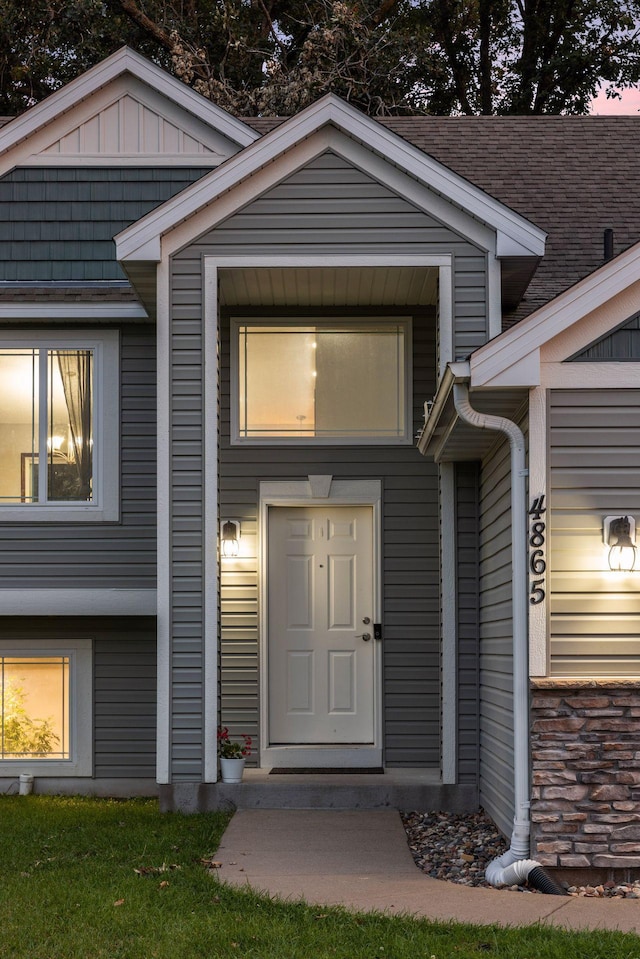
[
  {"left": 549, "top": 388, "right": 640, "bottom": 675},
  {"left": 175, "top": 151, "right": 489, "bottom": 357},
  {"left": 0, "top": 167, "right": 209, "bottom": 281},
  {"left": 169, "top": 301, "right": 204, "bottom": 779},
  {"left": 0, "top": 325, "right": 157, "bottom": 588},
  {"left": 479, "top": 434, "right": 514, "bottom": 838},
  {"left": 570, "top": 312, "right": 640, "bottom": 361},
  {"left": 0, "top": 616, "right": 156, "bottom": 779},
  {"left": 219, "top": 310, "right": 440, "bottom": 767},
  {"left": 455, "top": 462, "right": 480, "bottom": 784}
]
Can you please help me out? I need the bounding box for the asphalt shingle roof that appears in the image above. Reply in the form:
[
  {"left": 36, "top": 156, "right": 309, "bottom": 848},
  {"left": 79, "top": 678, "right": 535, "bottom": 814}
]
[{"left": 248, "top": 115, "right": 640, "bottom": 324}]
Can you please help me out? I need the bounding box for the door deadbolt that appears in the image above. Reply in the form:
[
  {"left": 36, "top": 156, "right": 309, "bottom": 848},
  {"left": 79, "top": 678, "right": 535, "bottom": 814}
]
[{"left": 362, "top": 616, "right": 371, "bottom": 624}]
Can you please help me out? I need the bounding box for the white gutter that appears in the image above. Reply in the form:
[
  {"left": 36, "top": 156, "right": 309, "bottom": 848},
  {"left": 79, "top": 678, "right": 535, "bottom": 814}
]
[{"left": 451, "top": 382, "right": 533, "bottom": 872}]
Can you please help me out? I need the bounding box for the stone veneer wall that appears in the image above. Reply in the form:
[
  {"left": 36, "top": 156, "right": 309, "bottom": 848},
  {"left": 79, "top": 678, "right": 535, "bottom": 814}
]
[{"left": 530, "top": 679, "right": 640, "bottom": 873}]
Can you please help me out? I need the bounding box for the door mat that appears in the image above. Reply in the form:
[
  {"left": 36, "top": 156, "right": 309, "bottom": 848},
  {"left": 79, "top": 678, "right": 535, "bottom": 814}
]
[{"left": 269, "top": 767, "right": 384, "bottom": 775}]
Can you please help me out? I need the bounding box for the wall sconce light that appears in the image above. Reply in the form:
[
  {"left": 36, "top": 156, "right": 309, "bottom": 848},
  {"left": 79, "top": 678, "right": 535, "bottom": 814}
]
[
  {"left": 220, "top": 519, "right": 241, "bottom": 558},
  {"left": 603, "top": 515, "right": 637, "bottom": 571}
]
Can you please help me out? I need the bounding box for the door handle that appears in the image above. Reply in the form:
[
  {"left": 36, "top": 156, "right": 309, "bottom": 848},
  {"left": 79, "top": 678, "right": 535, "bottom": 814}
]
[{"left": 362, "top": 633, "right": 372, "bottom": 642}]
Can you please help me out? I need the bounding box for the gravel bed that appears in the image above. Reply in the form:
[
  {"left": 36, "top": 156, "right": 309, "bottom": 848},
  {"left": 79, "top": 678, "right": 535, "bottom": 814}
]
[{"left": 401, "top": 810, "right": 640, "bottom": 899}]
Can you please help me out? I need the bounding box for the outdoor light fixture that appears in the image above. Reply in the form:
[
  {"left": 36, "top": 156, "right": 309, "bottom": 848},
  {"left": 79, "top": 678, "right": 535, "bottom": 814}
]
[
  {"left": 603, "top": 515, "right": 637, "bottom": 572},
  {"left": 220, "top": 519, "right": 241, "bottom": 558}
]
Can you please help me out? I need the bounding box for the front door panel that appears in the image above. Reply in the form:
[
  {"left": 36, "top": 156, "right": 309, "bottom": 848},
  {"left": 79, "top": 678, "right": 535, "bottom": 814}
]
[{"left": 268, "top": 506, "right": 374, "bottom": 744}]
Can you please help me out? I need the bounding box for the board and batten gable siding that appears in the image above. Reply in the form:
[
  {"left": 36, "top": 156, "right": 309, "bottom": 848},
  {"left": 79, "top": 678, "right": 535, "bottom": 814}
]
[
  {"left": 0, "top": 617, "right": 156, "bottom": 780},
  {"left": 549, "top": 388, "right": 640, "bottom": 675},
  {"left": 172, "top": 151, "right": 490, "bottom": 358},
  {"left": 0, "top": 325, "right": 156, "bottom": 588},
  {"left": 478, "top": 432, "right": 516, "bottom": 837},
  {"left": 218, "top": 310, "right": 440, "bottom": 765},
  {"left": 0, "top": 167, "right": 210, "bottom": 281},
  {"left": 455, "top": 462, "right": 481, "bottom": 784}
]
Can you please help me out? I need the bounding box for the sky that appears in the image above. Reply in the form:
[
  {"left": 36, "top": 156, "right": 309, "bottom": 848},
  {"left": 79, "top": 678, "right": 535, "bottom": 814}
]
[{"left": 591, "top": 84, "right": 640, "bottom": 114}]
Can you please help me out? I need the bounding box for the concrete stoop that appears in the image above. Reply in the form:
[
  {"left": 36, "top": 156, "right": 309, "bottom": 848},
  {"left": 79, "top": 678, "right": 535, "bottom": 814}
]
[{"left": 159, "top": 769, "right": 479, "bottom": 813}]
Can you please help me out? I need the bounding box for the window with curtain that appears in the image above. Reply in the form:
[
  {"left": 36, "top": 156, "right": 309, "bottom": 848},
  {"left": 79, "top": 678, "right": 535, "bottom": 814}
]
[{"left": 0, "top": 347, "right": 92, "bottom": 505}]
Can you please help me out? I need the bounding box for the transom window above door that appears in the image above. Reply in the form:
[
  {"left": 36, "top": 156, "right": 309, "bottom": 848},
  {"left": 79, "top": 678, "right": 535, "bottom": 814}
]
[{"left": 232, "top": 319, "right": 411, "bottom": 443}]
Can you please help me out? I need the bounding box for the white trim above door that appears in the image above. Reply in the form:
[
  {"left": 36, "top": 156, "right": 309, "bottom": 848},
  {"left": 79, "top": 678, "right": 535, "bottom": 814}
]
[{"left": 259, "top": 478, "right": 383, "bottom": 768}]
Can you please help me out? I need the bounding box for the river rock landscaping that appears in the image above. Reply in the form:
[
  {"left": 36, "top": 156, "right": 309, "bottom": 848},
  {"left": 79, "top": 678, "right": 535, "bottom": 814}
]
[{"left": 401, "top": 809, "right": 640, "bottom": 898}]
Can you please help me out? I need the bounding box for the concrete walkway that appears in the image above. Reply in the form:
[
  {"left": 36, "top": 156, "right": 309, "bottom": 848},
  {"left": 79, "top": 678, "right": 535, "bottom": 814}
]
[{"left": 216, "top": 809, "right": 640, "bottom": 933}]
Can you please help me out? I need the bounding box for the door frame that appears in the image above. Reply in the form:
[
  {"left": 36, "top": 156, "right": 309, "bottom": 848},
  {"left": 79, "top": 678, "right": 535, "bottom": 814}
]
[{"left": 259, "top": 478, "right": 383, "bottom": 768}]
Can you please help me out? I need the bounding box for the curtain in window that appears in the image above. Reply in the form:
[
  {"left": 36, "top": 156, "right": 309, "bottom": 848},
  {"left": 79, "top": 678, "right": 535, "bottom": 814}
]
[{"left": 57, "top": 351, "right": 92, "bottom": 500}]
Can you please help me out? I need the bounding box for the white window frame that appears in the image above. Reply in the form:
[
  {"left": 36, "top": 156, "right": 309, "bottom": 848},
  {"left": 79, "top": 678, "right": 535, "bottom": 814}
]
[
  {"left": 0, "top": 638, "right": 92, "bottom": 776},
  {"left": 0, "top": 330, "right": 119, "bottom": 522},
  {"left": 230, "top": 317, "right": 413, "bottom": 445}
]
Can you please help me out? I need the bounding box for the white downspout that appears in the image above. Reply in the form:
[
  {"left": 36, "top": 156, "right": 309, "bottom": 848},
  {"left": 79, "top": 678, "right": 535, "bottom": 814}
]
[{"left": 452, "top": 382, "right": 534, "bottom": 881}]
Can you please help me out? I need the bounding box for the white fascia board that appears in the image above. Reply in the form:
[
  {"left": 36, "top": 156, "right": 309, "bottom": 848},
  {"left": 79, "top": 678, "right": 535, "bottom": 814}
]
[
  {"left": 0, "top": 301, "right": 149, "bottom": 320},
  {"left": 117, "top": 93, "right": 545, "bottom": 263},
  {"left": 0, "top": 46, "right": 256, "bottom": 172},
  {"left": 471, "top": 240, "right": 640, "bottom": 387}
]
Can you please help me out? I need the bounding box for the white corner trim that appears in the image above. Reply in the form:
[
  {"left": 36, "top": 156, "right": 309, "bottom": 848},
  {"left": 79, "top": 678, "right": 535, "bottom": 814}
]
[
  {"left": 471, "top": 240, "right": 640, "bottom": 386},
  {"left": 0, "top": 589, "right": 156, "bottom": 615},
  {"left": 0, "top": 47, "right": 256, "bottom": 176},
  {"left": 116, "top": 96, "right": 544, "bottom": 263},
  {"left": 203, "top": 259, "right": 219, "bottom": 783},
  {"left": 487, "top": 254, "right": 503, "bottom": 341},
  {"left": 156, "top": 259, "right": 171, "bottom": 785},
  {"left": 438, "top": 262, "right": 454, "bottom": 376},
  {"left": 528, "top": 387, "right": 548, "bottom": 677}
]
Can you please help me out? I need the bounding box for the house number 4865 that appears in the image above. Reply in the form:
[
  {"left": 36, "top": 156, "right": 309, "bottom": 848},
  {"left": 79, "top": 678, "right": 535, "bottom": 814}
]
[{"left": 529, "top": 495, "right": 546, "bottom": 605}]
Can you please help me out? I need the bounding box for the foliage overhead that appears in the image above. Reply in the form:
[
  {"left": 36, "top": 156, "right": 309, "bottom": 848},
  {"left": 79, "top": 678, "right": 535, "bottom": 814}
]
[{"left": 0, "top": 0, "right": 639, "bottom": 116}]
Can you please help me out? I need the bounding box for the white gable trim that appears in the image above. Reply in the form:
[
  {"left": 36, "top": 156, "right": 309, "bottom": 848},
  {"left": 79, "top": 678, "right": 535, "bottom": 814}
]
[
  {"left": 116, "top": 94, "right": 545, "bottom": 264},
  {"left": 0, "top": 47, "right": 257, "bottom": 176},
  {"left": 129, "top": 127, "right": 498, "bottom": 263},
  {"left": 471, "top": 240, "right": 640, "bottom": 387}
]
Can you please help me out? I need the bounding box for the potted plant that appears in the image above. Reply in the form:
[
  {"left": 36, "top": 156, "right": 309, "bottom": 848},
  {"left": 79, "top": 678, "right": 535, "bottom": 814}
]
[{"left": 217, "top": 726, "right": 252, "bottom": 783}]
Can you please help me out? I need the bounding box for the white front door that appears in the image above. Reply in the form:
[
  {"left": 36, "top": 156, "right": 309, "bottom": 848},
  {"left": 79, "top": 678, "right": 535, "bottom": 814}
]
[{"left": 268, "top": 505, "right": 375, "bottom": 744}]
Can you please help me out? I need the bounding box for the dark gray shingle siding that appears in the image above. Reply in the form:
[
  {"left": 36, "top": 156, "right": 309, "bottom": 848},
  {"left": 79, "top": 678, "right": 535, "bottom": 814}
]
[{"left": 0, "top": 167, "right": 209, "bottom": 281}]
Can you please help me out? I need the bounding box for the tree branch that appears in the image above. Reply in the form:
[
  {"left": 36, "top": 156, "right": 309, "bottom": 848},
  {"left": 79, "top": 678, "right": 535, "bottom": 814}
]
[{"left": 114, "top": 0, "right": 175, "bottom": 51}]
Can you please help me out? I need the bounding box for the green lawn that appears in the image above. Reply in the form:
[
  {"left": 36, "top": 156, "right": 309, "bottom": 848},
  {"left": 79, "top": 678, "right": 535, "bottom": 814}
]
[{"left": 0, "top": 796, "right": 638, "bottom": 959}]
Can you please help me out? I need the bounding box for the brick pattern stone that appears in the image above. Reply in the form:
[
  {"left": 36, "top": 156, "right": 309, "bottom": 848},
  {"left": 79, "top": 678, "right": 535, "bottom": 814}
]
[{"left": 530, "top": 683, "right": 640, "bottom": 871}]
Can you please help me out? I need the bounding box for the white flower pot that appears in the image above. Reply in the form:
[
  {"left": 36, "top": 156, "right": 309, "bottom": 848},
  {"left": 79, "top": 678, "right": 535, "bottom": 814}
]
[{"left": 220, "top": 757, "right": 245, "bottom": 783}]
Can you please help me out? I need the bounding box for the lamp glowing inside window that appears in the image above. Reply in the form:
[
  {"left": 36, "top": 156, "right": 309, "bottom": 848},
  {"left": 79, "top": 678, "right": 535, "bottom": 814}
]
[{"left": 0, "top": 656, "right": 70, "bottom": 759}]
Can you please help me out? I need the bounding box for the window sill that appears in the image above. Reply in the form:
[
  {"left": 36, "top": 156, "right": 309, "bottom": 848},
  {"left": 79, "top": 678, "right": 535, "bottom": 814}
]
[{"left": 0, "top": 504, "right": 118, "bottom": 522}]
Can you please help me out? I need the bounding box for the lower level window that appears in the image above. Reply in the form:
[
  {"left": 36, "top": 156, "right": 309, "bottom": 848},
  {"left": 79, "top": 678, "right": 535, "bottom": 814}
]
[
  {"left": 0, "top": 639, "right": 92, "bottom": 775},
  {"left": 0, "top": 656, "right": 69, "bottom": 759}
]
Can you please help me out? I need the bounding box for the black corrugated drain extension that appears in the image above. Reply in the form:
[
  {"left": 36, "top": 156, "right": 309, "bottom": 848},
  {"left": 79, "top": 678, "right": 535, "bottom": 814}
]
[{"left": 527, "top": 866, "right": 567, "bottom": 896}]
